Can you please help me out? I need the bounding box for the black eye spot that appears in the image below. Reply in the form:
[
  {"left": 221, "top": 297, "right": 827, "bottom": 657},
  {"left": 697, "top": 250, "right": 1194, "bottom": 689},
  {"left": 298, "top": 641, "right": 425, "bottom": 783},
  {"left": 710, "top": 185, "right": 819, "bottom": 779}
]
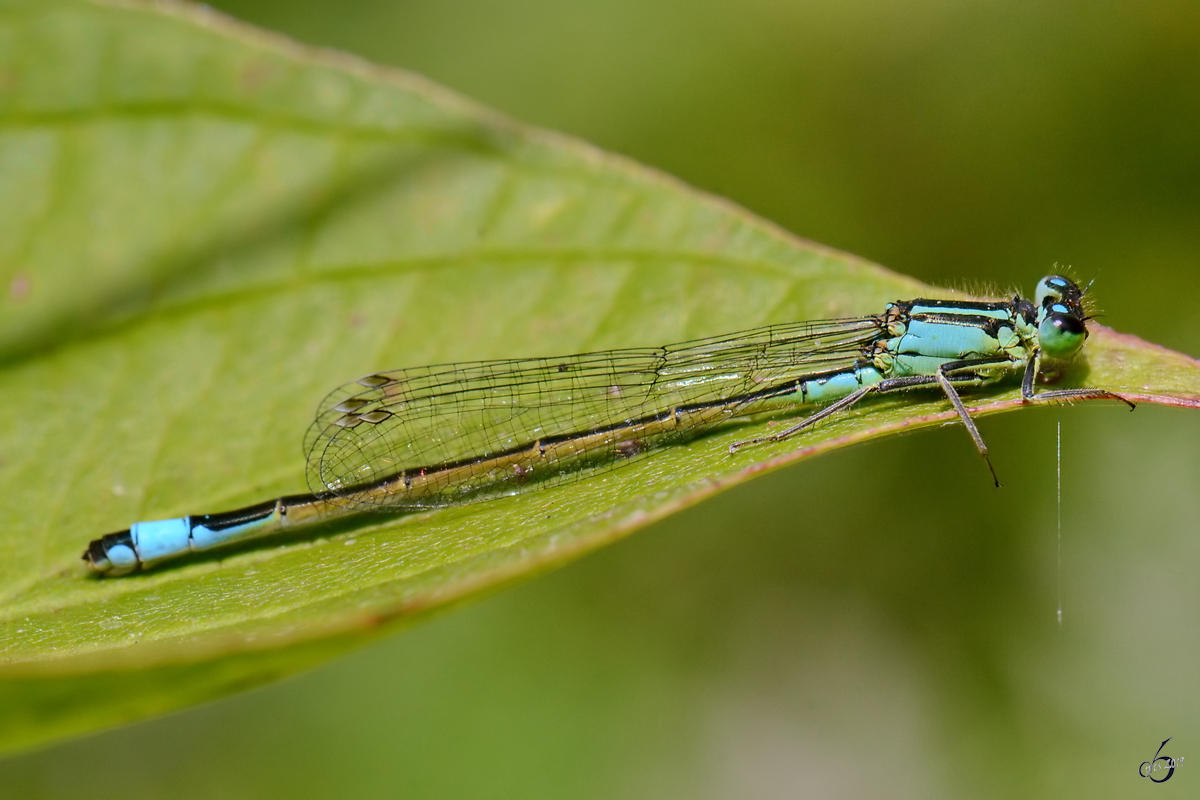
[{"left": 1050, "top": 314, "right": 1084, "bottom": 335}]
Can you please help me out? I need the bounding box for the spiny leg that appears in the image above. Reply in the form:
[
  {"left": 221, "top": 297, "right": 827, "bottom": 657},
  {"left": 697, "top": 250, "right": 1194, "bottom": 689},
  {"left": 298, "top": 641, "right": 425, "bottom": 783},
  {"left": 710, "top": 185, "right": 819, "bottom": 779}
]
[
  {"left": 729, "top": 371, "right": 976, "bottom": 453},
  {"left": 730, "top": 355, "right": 1021, "bottom": 487},
  {"left": 924, "top": 355, "right": 1026, "bottom": 487},
  {"left": 728, "top": 384, "right": 878, "bottom": 453},
  {"left": 1020, "top": 356, "right": 1137, "bottom": 409},
  {"left": 935, "top": 367, "right": 1001, "bottom": 487},
  {"left": 925, "top": 355, "right": 1134, "bottom": 486}
]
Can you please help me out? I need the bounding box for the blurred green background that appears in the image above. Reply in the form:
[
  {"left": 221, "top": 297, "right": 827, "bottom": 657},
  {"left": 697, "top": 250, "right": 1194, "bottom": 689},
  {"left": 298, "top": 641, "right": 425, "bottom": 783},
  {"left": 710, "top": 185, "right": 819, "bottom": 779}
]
[{"left": 3, "top": 0, "right": 1198, "bottom": 797}]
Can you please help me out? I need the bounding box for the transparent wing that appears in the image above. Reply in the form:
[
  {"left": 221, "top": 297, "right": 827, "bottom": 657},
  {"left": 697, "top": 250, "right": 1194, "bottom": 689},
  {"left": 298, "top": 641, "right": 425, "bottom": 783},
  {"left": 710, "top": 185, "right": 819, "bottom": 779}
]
[{"left": 304, "top": 317, "right": 883, "bottom": 509}]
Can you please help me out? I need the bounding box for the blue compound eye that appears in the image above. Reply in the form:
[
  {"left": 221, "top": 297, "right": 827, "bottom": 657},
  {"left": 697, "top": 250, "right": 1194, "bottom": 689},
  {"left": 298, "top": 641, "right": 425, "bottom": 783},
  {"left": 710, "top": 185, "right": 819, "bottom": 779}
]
[
  {"left": 1039, "top": 312, "right": 1087, "bottom": 358},
  {"left": 1034, "top": 275, "right": 1078, "bottom": 308}
]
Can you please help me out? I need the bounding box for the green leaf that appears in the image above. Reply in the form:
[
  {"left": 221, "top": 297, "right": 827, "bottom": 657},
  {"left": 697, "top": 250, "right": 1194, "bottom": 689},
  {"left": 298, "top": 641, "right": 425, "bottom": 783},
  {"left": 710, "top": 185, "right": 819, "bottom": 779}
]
[{"left": 0, "top": 0, "right": 1197, "bottom": 754}]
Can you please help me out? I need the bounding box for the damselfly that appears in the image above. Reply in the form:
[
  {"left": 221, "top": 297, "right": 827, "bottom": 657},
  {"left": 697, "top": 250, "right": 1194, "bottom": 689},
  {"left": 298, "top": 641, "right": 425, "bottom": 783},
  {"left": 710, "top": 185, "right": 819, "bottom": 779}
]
[{"left": 84, "top": 275, "right": 1131, "bottom": 576}]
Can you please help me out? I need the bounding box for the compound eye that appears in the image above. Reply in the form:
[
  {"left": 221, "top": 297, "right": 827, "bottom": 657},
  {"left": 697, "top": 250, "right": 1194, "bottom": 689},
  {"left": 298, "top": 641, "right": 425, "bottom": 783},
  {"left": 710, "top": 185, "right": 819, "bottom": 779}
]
[
  {"left": 1039, "top": 312, "right": 1086, "bottom": 359},
  {"left": 1032, "top": 278, "right": 1080, "bottom": 309}
]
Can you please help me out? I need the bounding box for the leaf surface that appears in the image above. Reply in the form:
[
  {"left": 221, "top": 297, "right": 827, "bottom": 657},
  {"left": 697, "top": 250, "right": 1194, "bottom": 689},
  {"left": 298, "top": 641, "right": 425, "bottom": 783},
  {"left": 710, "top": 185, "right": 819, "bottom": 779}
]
[{"left": 1, "top": 0, "right": 1197, "bottom": 752}]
